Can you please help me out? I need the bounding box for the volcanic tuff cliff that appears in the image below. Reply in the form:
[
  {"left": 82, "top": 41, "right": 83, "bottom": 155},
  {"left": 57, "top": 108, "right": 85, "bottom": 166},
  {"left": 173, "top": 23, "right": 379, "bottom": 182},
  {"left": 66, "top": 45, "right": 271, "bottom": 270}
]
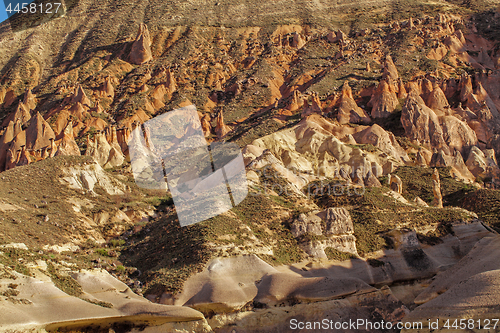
[{"left": 1, "top": 0, "right": 500, "bottom": 332}]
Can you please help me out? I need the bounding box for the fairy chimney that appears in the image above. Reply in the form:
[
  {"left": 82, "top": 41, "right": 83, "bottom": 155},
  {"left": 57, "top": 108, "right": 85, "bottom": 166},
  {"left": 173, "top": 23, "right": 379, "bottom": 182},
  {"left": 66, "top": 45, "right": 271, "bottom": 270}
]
[
  {"left": 432, "top": 168, "right": 443, "bottom": 208},
  {"left": 25, "top": 112, "right": 56, "bottom": 151},
  {"left": 337, "top": 81, "right": 371, "bottom": 124},
  {"left": 383, "top": 55, "right": 399, "bottom": 81},
  {"left": 129, "top": 23, "right": 153, "bottom": 65},
  {"left": 55, "top": 121, "right": 81, "bottom": 156},
  {"left": 215, "top": 111, "right": 231, "bottom": 139},
  {"left": 23, "top": 89, "right": 36, "bottom": 110}
]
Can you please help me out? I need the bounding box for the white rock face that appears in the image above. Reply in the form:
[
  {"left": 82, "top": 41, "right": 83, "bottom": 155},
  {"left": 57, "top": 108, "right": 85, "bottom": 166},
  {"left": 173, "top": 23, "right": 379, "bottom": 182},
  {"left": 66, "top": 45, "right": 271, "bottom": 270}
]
[
  {"left": 0, "top": 269, "right": 206, "bottom": 333},
  {"left": 0, "top": 243, "right": 28, "bottom": 250},
  {"left": 59, "top": 160, "right": 127, "bottom": 195},
  {"left": 291, "top": 207, "right": 357, "bottom": 258},
  {"left": 42, "top": 243, "right": 80, "bottom": 254}
]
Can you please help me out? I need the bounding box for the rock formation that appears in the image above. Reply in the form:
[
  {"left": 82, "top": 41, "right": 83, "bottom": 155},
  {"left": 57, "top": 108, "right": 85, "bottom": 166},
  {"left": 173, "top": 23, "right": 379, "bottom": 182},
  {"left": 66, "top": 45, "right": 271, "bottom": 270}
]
[
  {"left": 55, "top": 121, "right": 81, "bottom": 156},
  {"left": 337, "top": 81, "right": 370, "bottom": 124},
  {"left": 383, "top": 54, "right": 399, "bottom": 81},
  {"left": 291, "top": 207, "right": 357, "bottom": 258},
  {"left": 368, "top": 79, "right": 400, "bottom": 118},
  {"left": 215, "top": 111, "right": 231, "bottom": 139},
  {"left": 431, "top": 168, "right": 443, "bottom": 207},
  {"left": 25, "top": 112, "right": 56, "bottom": 151},
  {"left": 129, "top": 23, "right": 153, "bottom": 65},
  {"left": 401, "top": 91, "right": 449, "bottom": 154},
  {"left": 389, "top": 174, "right": 403, "bottom": 194}
]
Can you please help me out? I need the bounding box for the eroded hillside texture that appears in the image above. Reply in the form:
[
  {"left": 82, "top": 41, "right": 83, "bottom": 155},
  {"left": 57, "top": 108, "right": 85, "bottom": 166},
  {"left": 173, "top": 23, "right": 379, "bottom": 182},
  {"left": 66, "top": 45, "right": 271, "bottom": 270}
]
[{"left": 1, "top": 0, "right": 500, "bottom": 332}]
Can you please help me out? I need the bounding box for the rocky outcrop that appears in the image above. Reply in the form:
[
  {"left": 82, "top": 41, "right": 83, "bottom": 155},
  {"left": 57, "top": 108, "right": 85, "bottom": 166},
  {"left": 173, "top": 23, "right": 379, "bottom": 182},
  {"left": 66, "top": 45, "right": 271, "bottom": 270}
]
[
  {"left": 199, "top": 113, "right": 211, "bottom": 137},
  {"left": 0, "top": 268, "right": 207, "bottom": 332},
  {"left": 98, "top": 76, "right": 115, "bottom": 99},
  {"left": 425, "top": 82, "right": 449, "bottom": 115},
  {"left": 401, "top": 92, "right": 449, "bottom": 154},
  {"left": 291, "top": 207, "right": 357, "bottom": 259},
  {"left": 389, "top": 174, "right": 403, "bottom": 194},
  {"left": 439, "top": 115, "right": 478, "bottom": 155},
  {"left": 337, "top": 81, "right": 370, "bottom": 124},
  {"left": 383, "top": 54, "right": 399, "bottom": 81},
  {"left": 431, "top": 168, "right": 443, "bottom": 208},
  {"left": 55, "top": 121, "right": 81, "bottom": 156},
  {"left": 413, "top": 235, "right": 500, "bottom": 305},
  {"left": 22, "top": 88, "right": 36, "bottom": 110},
  {"left": 60, "top": 158, "right": 127, "bottom": 195},
  {"left": 215, "top": 111, "right": 231, "bottom": 139},
  {"left": 368, "top": 79, "right": 399, "bottom": 118},
  {"left": 12, "top": 102, "right": 31, "bottom": 126},
  {"left": 465, "top": 146, "right": 499, "bottom": 178},
  {"left": 71, "top": 84, "right": 92, "bottom": 107},
  {"left": 85, "top": 131, "right": 124, "bottom": 169},
  {"left": 352, "top": 124, "right": 409, "bottom": 162},
  {"left": 25, "top": 112, "right": 56, "bottom": 152},
  {"left": 129, "top": 23, "right": 153, "bottom": 65},
  {"left": 0, "top": 121, "right": 15, "bottom": 171},
  {"left": 301, "top": 92, "right": 323, "bottom": 117}
]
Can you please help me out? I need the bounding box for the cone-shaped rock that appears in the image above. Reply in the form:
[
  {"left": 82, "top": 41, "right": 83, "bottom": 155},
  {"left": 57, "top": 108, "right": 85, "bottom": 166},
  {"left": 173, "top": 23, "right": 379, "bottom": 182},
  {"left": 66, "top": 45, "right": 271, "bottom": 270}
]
[
  {"left": 0, "top": 121, "right": 15, "bottom": 171},
  {"left": 426, "top": 82, "right": 450, "bottom": 114},
  {"left": 401, "top": 91, "right": 449, "bottom": 154},
  {"left": 13, "top": 102, "right": 31, "bottom": 126},
  {"left": 86, "top": 132, "right": 112, "bottom": 166},
  {"left": 25, "top": 112, "right": 56, "bottom": 151},
  {"left": 23, "top": 89, "right": 36, "bottom": 110},
  {"left": 337, "top": 81, "right": 371, "bottom": 124},
  {"left": 129, "top": 23, "right": 152, "bottom": 65},
  {"left": 71, "top": 84, "right": 92, "bottom": 107},
  {"left": 199, "top": 113, "right": 211, "bottom": 137},
  {"left": 56, "top": 121, "right": 81, "bottom": 156},
  {"left": 215, "top": 111, "right": 231, "bottom": 139},
  {"left": 99, "top": 76, "right": 115, "bottom": 99},
  {"left": 383, "top": 55, "right": 399, "bottom": 81},
  {"left": 369, "top": 80, "right": 399, "bottom": 119},
  {"left": 432, "top": 168, "right": 443, "bottom": 208}
]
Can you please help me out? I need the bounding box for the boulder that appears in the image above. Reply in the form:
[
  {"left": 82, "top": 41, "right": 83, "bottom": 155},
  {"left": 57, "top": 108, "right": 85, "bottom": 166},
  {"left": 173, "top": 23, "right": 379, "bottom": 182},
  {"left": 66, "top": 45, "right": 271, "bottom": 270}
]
[
  {"left": 327, "top": 29, "right": 347, "bottom": 43},
  {"left": 465, "top": 146, "right": 498, "bottom": 178}
]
